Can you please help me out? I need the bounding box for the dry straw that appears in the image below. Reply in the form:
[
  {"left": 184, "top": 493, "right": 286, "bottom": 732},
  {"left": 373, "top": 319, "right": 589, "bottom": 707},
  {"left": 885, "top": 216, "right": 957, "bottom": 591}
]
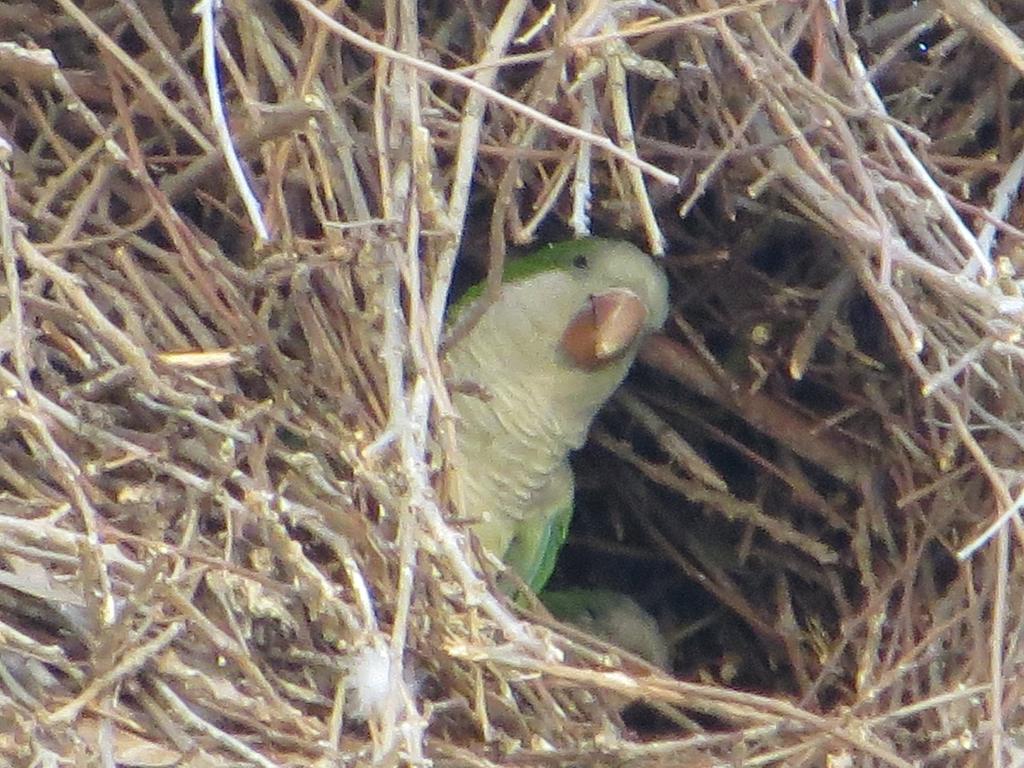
[{"left": 1, "top": 0, "right": 1023, "bottom": 765}]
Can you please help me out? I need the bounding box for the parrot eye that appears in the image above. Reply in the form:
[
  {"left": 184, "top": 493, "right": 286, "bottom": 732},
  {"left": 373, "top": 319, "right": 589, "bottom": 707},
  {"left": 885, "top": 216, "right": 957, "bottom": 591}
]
[{"left": 572, "top": 254, "right": 589, "bottom": 270}]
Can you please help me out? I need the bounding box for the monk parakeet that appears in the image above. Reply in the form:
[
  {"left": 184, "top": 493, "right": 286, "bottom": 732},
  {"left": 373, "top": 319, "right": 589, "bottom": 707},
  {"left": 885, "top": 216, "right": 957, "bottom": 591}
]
[
  {"left": 447, "top": 238, "right": 669, "bottom": 591},
  {"left": 541, "top": 588, "right": 671, "bottom": 669}
]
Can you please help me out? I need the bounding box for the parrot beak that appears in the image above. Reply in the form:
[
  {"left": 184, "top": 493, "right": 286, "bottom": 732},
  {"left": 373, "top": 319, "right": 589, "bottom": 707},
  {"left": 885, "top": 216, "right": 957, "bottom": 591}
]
[{"left": 560, "top": 289, "right": 648, "bottom": 370}]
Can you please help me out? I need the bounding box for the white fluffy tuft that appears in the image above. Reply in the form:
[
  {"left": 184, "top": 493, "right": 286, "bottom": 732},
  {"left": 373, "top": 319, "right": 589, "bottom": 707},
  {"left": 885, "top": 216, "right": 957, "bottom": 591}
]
[{"left": 345, "top": 642, "right": 392, "bottom": 720}]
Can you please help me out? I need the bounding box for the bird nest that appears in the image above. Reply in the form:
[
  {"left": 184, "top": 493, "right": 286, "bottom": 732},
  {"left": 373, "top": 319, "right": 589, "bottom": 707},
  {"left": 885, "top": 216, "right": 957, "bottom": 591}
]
[{"left": 2, "top": 0, "right": 1023, "bottom": 766}]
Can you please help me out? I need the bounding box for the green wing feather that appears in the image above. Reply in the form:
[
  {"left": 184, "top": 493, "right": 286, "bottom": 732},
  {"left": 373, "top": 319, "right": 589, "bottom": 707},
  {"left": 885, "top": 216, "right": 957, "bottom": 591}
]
[{"left": 502, "top": 499, "right": 574, "bottom": 593}]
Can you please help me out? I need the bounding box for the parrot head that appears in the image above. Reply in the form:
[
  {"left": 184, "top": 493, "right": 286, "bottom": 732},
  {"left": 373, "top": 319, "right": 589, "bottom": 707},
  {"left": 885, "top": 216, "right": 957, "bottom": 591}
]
[
  {"left": 487, "top": 238, "right": 670, "bottom": 375},
  {"left": 542, "top": 587, "right": 671, "bottom": 669}
]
